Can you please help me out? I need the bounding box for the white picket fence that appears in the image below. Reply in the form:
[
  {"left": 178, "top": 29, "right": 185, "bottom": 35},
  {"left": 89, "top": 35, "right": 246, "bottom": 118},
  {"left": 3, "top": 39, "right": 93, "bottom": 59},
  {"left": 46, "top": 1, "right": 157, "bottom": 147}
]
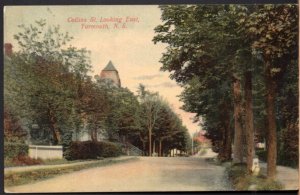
[{"left": 28, "top": 145, "right": 63, "bottom": 160}]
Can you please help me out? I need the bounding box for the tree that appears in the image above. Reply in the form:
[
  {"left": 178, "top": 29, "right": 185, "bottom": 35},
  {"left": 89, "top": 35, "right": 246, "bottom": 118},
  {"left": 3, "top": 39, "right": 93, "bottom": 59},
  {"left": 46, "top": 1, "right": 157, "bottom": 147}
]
[
  {"left": 153, "top": 5, "right": 235, "bottom": 161},
  {"left": 153, "top": 5, "right": 298, "bottom": 176},
  {"left": 154, "top": 101, "right": 186, "bottom": 156},
  {"left": 243, "top": 4, "right": 298, "bottom": 178},
  {"left": 135, "top": 84, "right": 190, "bottom": 156},
  {"left": 137, "top": 84, "right": 163, "bottom": 156},
  {"left": 276, "top": 58, "right": 298, "bottom": 167},
  {"left": 78, "top": 77, "right": 109, "bottom": 141},
  {"left": 6, "top": 19, "right": 92, "bottom": 145},
  {"left": 99, "top": 79, "right": 141, "bottom": 143},
  {"left": 232, "top": 75, "right": 243, "bottom": 163}
]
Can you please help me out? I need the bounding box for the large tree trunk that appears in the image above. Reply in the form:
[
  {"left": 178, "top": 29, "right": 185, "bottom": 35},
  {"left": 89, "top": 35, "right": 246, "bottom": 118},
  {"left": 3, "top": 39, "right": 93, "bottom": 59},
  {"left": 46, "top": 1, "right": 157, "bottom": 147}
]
[
  {"left": 142, "top": 141, "right": 148, "bottom": 156},
  {"left": 152, "top": 139, "right": 156, "bottom": 156},
  {"left": 159, "top": 139, "right": 162, "bottom": 157},
  {"left": 265, "top": 60, "right": 277, "bottom": 179},
  {"left": 149, "top": 127, "right": 152, "bottom": 156},
  {"left": 224, "top": 120, "right": 232, "bottom": 161},
  {"left": 48, "top": 108, "right": 61, "bottom": 145},
  {"left": 139, "top": 134, "right": 147, "bottom": 156},
  {"left": 244, "top": 71, "right": 255, "bottom": 174},
  {"left": 233, "top": 77, "right": 244, "bottom": 164},
  {"left": 91, "top": 129, "right": 97, "bottom": 142},
  {"left": 142, "top": 142, "right": 146, "bottom": 156},
  {"left": 218, "top": 103, "right": 232, "bottom": 162}
]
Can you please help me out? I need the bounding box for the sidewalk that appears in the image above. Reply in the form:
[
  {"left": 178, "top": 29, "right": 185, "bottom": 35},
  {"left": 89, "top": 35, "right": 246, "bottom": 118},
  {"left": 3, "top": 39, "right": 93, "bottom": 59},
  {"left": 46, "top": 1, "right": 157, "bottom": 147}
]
[
  {"left": 5, "top": 156, "right": 135, "bottom": 174},
  {"left": 260, "top": 162, "right": 299, "bottom": 190},
  {"left": 196, "top": 149, "right": 298, "bottom": 190},
  {"left": 194, "top": 148, "right": 218, "bottom": 158}
]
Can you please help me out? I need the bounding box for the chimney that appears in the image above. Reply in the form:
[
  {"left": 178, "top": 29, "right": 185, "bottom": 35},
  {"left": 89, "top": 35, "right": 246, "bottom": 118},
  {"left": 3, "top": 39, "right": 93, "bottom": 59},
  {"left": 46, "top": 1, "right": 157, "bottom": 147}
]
[{"left": 4, "top": 43, "right": 13, "bottom": 57}]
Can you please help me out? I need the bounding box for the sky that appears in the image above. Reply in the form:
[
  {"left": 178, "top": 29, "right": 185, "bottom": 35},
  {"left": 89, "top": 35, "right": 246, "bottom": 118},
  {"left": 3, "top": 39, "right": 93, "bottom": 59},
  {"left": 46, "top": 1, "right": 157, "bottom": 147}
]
[{"left": 4, "top": 5, "right": 201, "bottom": 135}]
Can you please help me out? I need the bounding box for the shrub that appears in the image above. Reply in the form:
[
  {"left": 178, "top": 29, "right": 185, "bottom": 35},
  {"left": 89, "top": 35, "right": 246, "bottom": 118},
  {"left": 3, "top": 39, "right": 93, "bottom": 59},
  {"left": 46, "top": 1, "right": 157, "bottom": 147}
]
[
  {"left": 61, "top": 132, "right": 73, "bottom": 160},
  {"left": 66, "top": 141, "right": 97, "bottom": 160},
  {"left": 4, "top": 142, "right": 29, "bottom": 159},
  {"left": 98, "top": 141, "right": 122, "bottom": 158},
  {"left": 256, "top": 149, "right": 267, "bottom": 162},
  {"left": 257, "top": 144, "right": 298, "bottom": 168},
  {"left": 278, "top": 126, "right": 299, "bottom": 168},
  {"left": 65, "top": 141, "right": 122, "bottom": 160},
  {"left": 12, "top": 155, "right": 43, "bottom": 166}
]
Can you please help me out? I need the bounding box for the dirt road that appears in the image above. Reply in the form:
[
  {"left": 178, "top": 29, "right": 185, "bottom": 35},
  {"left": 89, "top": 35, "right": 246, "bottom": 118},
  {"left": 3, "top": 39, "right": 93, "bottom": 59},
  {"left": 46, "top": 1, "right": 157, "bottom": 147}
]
[{"left": 6, "top": 157, "right": 231, "bottom": 192}]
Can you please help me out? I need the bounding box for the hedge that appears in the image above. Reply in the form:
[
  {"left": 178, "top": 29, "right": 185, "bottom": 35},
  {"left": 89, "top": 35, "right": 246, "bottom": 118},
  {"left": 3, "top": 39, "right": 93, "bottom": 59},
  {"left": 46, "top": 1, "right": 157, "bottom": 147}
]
[
  {"left": 62, "top": 132, "right": 73, "bottom": 160},
  {"left": 256, "top": 149, "right": 267, "bottom": 162},
  {"left": 4, "top": 142, "right": 29, "bottom": 159},
  {"left": 65, "top": 141, "right": 122, "bottom": 160},
  {"left": 257, "top": 147, "right": 298, "bottom": 168}
]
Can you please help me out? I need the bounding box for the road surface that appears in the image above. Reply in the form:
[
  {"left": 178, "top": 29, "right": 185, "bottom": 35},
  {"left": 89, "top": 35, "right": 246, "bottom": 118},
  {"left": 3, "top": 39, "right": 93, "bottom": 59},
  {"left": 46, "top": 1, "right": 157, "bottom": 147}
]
[{"left": 6, "top": 157, "right": 232, "bottom": 192}]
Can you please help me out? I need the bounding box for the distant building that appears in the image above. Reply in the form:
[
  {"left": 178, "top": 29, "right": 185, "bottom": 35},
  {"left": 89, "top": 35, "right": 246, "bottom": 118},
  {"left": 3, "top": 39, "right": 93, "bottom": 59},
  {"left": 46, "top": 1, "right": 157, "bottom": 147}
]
[{"left": 100, "top": 61, "right": 121, "bottom": 87}]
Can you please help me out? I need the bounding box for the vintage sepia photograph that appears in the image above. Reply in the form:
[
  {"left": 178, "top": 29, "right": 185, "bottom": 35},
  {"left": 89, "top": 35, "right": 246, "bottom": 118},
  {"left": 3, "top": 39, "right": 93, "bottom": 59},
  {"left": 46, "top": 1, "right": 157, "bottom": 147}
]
[{"left": 3, "top": 4, "right": 298, "bottom": 193}]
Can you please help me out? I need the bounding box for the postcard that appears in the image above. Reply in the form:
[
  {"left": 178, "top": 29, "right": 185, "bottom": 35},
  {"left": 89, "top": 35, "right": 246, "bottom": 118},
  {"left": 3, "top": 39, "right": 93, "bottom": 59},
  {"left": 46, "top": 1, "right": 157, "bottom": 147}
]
[{"left": 3, "top": 4, "right": 299, "bottom": 193}]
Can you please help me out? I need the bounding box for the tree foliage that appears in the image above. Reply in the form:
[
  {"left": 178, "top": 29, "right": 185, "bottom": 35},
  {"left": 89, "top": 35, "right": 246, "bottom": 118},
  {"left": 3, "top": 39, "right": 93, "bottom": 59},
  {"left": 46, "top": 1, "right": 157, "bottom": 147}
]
[
  {"left": 153, "top": 4, "right": 298, "bottom": 176},
  {"left": 5, "top": 19, "right": 191, "bottom": 157},
  {"left": 5, "top": 19, "right": 92, "bottom": 145}
]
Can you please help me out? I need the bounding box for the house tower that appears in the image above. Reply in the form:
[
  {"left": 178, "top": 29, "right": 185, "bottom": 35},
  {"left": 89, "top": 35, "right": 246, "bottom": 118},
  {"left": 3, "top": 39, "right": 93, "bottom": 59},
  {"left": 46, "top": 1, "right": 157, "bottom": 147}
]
[{"left": 100, "top": 61, "right": 121, "bottom": 87}]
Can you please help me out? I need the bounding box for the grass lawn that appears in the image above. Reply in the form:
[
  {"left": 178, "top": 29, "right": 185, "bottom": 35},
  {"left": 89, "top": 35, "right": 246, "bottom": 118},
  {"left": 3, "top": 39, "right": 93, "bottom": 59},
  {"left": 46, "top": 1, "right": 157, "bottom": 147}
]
[
  {"left": 226, "top": 163, "right": 283, "bottom": 190},
  {"left": 5, "top": 157, "right": 137, "bottom": 187},
  {"left": 41, "top": 158, "right": 94, "bottom": 165},
  {"left": 4, "top": 157, "right": 94, "bottom": 168}
]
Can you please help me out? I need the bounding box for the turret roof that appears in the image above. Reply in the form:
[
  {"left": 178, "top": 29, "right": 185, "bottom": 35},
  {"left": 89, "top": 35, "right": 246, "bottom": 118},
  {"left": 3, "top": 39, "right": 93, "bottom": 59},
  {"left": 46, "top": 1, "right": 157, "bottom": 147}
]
[{"left": 103, "top": 61, "right": 117, "bottom": 71}]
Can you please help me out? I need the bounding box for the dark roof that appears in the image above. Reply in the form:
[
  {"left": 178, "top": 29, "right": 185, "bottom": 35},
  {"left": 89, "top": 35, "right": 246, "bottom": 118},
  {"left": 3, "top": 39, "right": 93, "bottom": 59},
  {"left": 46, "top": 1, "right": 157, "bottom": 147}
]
[{"left": 103, "top": 61, "right": 117, "bottom": 71}]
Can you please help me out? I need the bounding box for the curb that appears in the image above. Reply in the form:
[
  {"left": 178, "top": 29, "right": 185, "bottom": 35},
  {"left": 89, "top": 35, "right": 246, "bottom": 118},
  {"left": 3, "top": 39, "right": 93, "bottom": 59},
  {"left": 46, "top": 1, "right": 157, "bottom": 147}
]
[{"left": 5, "top": 156, "right": 136, "bottom": 174}]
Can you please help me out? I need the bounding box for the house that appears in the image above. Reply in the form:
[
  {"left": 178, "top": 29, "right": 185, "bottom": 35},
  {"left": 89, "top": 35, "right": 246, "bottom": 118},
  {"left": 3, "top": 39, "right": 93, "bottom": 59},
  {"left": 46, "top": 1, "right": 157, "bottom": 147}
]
[{"left": 100, "top": 61, "right": 121, "bottom": 87}]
